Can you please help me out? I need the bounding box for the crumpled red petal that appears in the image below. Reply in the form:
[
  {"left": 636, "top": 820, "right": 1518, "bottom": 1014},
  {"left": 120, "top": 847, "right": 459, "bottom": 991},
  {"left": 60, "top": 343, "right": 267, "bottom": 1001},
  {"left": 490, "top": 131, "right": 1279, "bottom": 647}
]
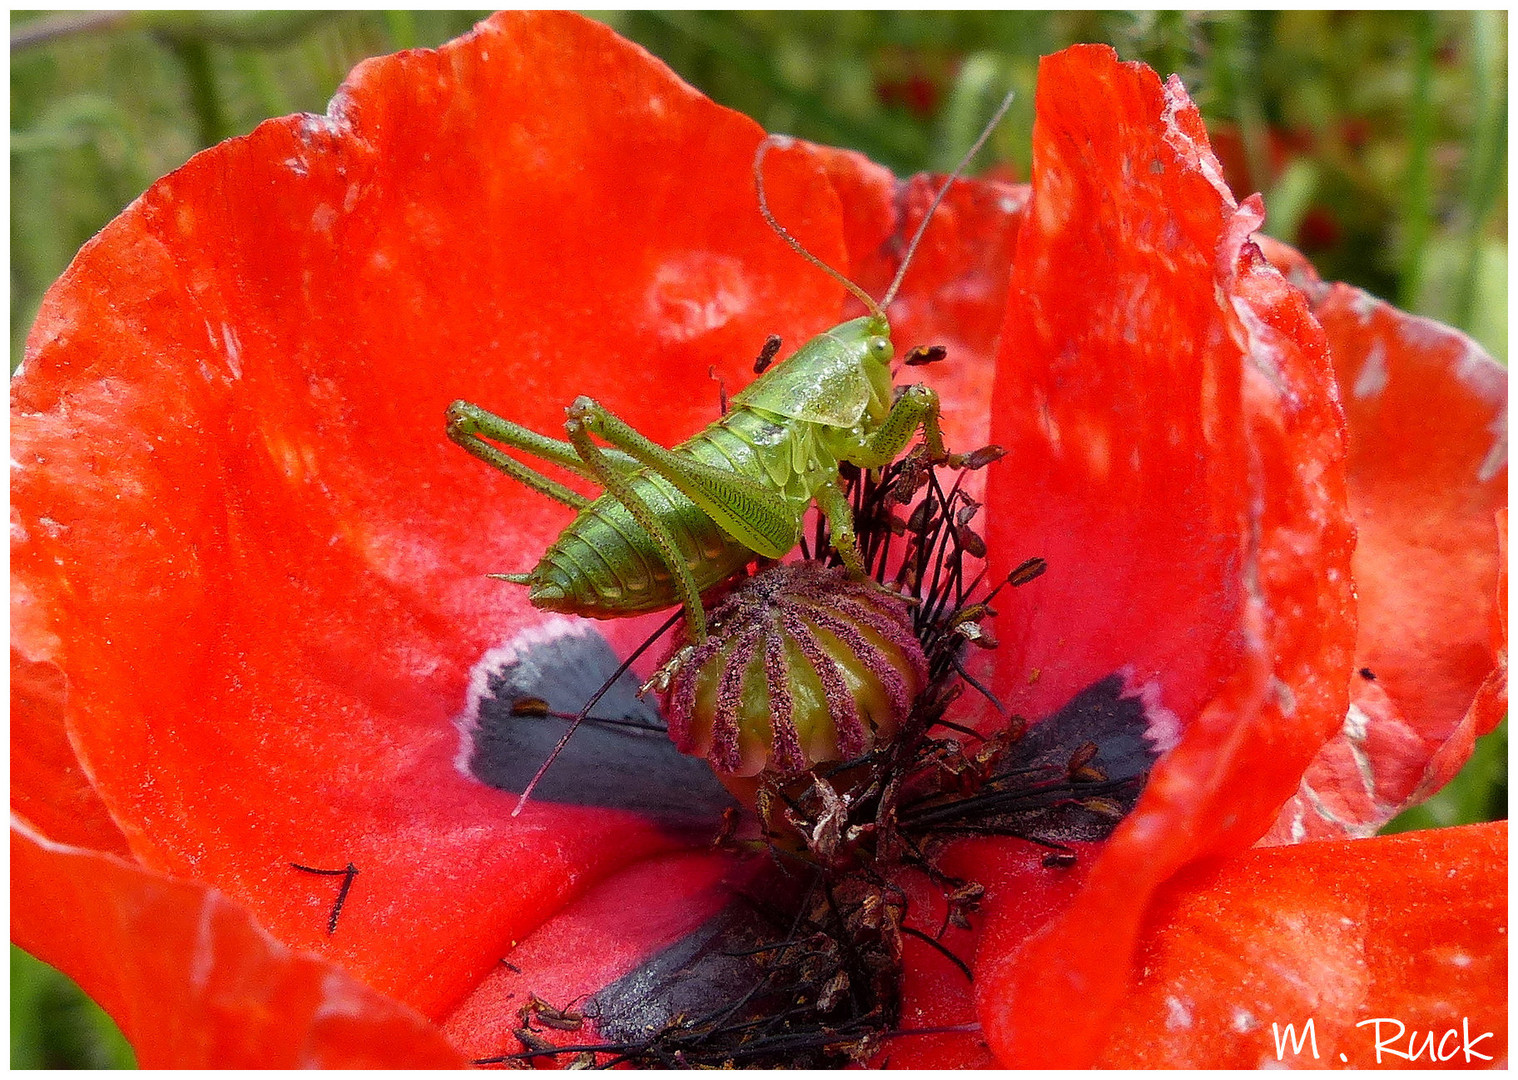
[
  {"left": 1258, "top": 239, "right": 1508, "bottom": 841},
  {"left": 978, "top": 45, "right": 1354, "bottom": 1065},
  {"left": 11, "top": 9, "right": 865, "bottom": 1022},
  {"left": 1095, "top": 822, "right": 1507, "bottom": 1067},
  {"left": 11, "top": 819, "right": 465, "bottom": 1067}
]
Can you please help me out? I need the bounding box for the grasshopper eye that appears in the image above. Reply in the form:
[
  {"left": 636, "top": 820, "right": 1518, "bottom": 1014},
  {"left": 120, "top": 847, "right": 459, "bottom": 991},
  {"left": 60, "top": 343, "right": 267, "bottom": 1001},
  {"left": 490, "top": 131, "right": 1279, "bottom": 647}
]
[{"left": 868, "top": 336, "right": 892, "bottom": 361}]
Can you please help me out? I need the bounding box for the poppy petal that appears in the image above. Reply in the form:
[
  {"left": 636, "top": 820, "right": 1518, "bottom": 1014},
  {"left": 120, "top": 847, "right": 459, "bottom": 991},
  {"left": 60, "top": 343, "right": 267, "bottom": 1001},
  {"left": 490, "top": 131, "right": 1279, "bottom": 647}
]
[
  {"left": 1095, "top": 822, "right": 1507, "bottom": 1067},
  {"left": 10, "top": 651, "right": 129, "bottom": 855},
  {"left": 441, "top": 848, "right": 750, "bottom": 1064},
  {"left": 11, "top": 819, "right": 465, "bottom": 1067},
  {"left": 979, "top": 45, "right": 1354, "bottom": 1065},
  {"left": 884, "top": 839, "right": 1097, "bottom": 1069},
  {"left": 10, "top": 9, "right": 862, "bottom": 1019},
  {"left": 1261, "top": 267, "right": 1507, "bottom": 840}
]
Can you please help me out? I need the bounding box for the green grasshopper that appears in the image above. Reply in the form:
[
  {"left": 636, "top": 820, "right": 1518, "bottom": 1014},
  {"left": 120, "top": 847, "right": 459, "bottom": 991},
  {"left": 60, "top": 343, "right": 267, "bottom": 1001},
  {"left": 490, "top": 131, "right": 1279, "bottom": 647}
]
[{"left": 447, "top": 95, "right": 1013, "bottom": 647}]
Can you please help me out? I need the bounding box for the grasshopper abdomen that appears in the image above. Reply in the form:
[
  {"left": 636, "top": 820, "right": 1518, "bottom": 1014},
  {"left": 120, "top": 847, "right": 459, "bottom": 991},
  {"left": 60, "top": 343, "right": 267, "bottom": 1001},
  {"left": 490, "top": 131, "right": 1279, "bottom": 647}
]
[{"left": 521, "top": 403, "right": 822, "bottom": 616}]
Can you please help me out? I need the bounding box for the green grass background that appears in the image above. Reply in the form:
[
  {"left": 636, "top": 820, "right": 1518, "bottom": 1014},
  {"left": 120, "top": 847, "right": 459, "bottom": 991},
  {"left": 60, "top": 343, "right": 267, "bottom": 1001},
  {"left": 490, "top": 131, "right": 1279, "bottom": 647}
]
[{"left": 10, "top": 10, "right": 1506, "bottom": 1067}]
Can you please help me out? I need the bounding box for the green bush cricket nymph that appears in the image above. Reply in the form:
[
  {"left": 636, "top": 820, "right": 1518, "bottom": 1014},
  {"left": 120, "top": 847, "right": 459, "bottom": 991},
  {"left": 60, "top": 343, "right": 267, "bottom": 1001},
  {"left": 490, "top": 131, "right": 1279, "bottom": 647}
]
[
  {"left": 448, "top": 94, "right": 1014, "bottom": 810},
  {"left": 448, "top": 94, "right": 1013, "bottom": 636}
]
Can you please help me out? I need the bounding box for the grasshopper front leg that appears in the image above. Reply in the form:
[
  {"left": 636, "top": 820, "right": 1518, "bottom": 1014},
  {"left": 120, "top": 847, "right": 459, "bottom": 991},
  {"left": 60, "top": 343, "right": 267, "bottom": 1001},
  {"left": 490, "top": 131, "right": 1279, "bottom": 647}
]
[
  {"left": 845, "top": 383, "right": 962, "bottom": 469},
  {"left": 820, "top": 383, "right": 962, "bottom": 590},
  {"left": 814, "top": 477, "right": 915, "bottom": 607}
]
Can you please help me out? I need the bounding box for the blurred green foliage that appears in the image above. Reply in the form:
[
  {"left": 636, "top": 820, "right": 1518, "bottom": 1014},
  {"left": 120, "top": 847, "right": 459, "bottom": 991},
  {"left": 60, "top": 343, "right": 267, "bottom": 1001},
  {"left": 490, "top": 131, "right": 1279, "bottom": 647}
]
[
  {"left": 11, "top": 946, "right": 136, "bottom": 1068},
  {"left": 11, "top": 11, "right": 1508, "bottom": 368},
  {"left": 1385, "top": 719, "right": 1508, "bottom": 834},
  {"left": 8, "top": 10, "right": 1507, "bottom": 1069}
]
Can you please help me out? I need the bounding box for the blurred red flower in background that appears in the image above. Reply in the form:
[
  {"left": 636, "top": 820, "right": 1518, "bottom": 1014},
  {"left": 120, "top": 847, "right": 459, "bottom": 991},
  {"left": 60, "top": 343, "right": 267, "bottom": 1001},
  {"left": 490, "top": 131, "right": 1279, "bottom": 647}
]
[{"left": 11, "top": 12, "right": 1505, "bottom": 1068}]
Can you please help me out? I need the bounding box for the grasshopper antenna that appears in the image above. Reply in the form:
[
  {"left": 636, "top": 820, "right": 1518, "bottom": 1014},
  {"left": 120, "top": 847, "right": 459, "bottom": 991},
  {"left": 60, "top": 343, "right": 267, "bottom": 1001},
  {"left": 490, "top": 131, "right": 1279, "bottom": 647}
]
[
  {"left": 879, "top": 88, "right": 1016, "bottom": 309},
  {"left": 753, "top": 88, "right": 1016, "bottom": 317},
  {"left": 754, "top": 136, "right": 884, "bottom": 320}
]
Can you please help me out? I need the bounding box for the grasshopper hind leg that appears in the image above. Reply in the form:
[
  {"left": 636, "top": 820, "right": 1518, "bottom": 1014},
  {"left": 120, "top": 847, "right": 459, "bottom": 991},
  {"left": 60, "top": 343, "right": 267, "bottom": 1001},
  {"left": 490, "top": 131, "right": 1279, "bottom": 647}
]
[
  {"left": 562, "top": 401, "right": 711, "bottom": 643},
  {"left": 446, "top": 400, "right": 593, "bottom": 510}
]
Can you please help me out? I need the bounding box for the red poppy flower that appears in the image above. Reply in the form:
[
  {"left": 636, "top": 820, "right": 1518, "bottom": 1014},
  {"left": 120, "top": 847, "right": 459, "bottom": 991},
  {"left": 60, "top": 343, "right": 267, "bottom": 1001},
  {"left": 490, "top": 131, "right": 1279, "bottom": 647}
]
[{"left": 11, "top": 14, "right": 1506, "bottom": 1069}]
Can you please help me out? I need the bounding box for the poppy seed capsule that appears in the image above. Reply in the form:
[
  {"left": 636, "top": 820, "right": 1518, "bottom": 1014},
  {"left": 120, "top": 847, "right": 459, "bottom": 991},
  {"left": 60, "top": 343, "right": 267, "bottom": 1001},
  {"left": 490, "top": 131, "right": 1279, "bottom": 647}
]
[{"left": 665, "top": 563, "right": 927, "bottom": 778}]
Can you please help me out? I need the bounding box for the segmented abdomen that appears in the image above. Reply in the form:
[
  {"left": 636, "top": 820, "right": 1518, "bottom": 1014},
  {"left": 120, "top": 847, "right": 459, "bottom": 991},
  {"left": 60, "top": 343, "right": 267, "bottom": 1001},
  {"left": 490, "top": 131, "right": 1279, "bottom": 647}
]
[{"left": 529, "top": 408, "right": 818, "bottom": 617}]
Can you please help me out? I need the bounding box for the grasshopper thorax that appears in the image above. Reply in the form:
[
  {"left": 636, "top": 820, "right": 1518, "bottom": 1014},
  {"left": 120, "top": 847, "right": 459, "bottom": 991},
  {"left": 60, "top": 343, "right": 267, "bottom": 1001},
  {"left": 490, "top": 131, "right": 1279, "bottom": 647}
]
[{"left": 732, "top": 313, "right": 894, "bottom": 430}]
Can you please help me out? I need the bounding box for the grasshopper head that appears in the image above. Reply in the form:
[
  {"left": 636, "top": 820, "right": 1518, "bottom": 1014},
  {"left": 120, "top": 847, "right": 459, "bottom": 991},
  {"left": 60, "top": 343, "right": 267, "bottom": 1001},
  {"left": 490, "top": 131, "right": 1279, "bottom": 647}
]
[
  {"left": 857, "top": 312, "right": 896, "bottom": 422},
  {"left": 831, "top": 311, "right": 893, "bottom": 368},
  {"left": 861, "top": 312, "right": 893, "bottom": 366}
]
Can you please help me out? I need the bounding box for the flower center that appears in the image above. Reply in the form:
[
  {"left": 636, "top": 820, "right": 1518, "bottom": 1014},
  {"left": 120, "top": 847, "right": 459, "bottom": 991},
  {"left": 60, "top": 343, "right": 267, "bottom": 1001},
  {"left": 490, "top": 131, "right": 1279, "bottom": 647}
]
[{"left": 464, "top": 441, "right": 1167, "bottom": 1067}]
